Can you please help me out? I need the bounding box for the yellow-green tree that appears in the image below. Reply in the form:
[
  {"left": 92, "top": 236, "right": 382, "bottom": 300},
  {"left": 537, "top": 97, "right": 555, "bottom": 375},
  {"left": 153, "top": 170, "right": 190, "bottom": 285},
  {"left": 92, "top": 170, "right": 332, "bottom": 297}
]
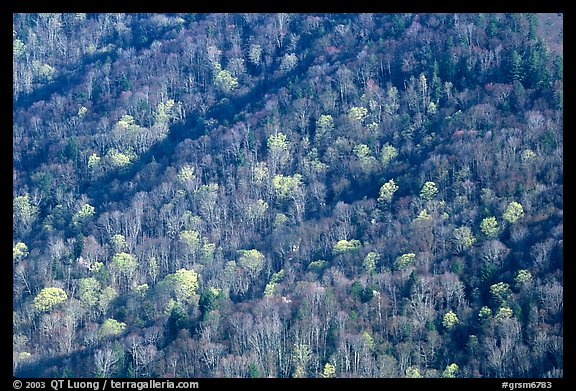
[
  {"left": 353, "top": 144, "right": 377, "bottom": 174},
  {"left": 394, "top": 253, "right": 416, "bottom": 271},
  {"left": 238, "top": 249, "right": 265, "bottom": 279},
  {"left": 268, "top": 132, "right": 290, "bottom": 170},
  {"left": 420, "top": 181, "right": 438, "bottom": 201},
  {"left": 452, "top": 226, "right": 476, "bottom": 253},
  {"left": 322, "top": 362, "right": 336, "bottom": 378},
  {"left": 480, "top": 216, "right": 499, "bottom": 239},
  {"left": 316, "top": 114, "right": 334, "bottom": 141},
  {"left": 405, "top": 366, "right": 422, "bottom": 378},
  {"left": 99, "top": 318, "right": 126, "bottom": 338},
  {"left": 272, "top": 174, "right": 302, "bottom": 201},
  {"left": 380, "top": 143, "right": 398, "bottom": 167},
  {"left": 442, "top": 363, "right": 459, "bottom": 378},
  {"left": 378, "top": 179, "right": 398, "bottom": 203},
  {"left": 362, "top": 251, "right": 380, "bottom": 274},
  {"left": 495, "top": 306, "right": 514, "bottom": 321},
  {"left": 515, "top": 269, "right": 532, "bottom": 287},
  {"left": 32, "top": 287, "right": 67, "bottom": 312},
  {"left": 73, "top": 203, "right": 95, "bottom": 226},
  {"left": 13, "top": 194, "right": 38, "bottom": 237},
  {"left": 333, "top": 239, "right": 361, "bottom": 255},
  {"left": 13, "top": 242, "right": 28, "bottom": 262},
  {"left": 348, "top": 106, "right": 368, "bottom": 123},
  {"left": 158, "top": 268, "right": 200, "bottom": 305},
  {"left": 443, "top": 310, "right": 459, "bottom": 329},
  {"left": 490, "top": 282, "right": 511, "bottom": 305},
  {"left": 214, "top": 68, "right": 239, "bottom": 94},
  {"left": 110, "top": 252, "right": 138, "bottom": 291},
  {"left": 503, "top": 201, "right": 524, "bottom": 224}
]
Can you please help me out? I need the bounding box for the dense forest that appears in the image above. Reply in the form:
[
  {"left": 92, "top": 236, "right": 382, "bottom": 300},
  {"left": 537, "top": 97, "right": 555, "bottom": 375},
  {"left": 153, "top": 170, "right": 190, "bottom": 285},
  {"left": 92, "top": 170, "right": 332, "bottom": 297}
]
[{"left": 13, "top": 13, "right": 563, "bottom": 378}]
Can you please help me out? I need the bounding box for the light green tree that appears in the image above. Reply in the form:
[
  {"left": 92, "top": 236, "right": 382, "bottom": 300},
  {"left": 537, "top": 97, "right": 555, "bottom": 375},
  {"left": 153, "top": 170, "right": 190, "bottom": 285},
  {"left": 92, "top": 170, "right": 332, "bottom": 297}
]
[
  {"left": 353, "top": 144, "right": 377, "bottom": 174},
  {"left": 333, "top": 239, "right": 361, "bottom": 255},
  {"left": 490, "top": 282, "right": 511, "bottom": 305},
  {"left": 179, "top": 230, "right": 201, "bottom": 250},
  {"left": 32, "top": 287, "right": 68, "bottom": 312},
  {"left": 99, "top": 318, "right": 126, "bottom": 338},
  {"left": 110, "top": 252, "right": 138, "bottom": 290},
  {"left": 414, "top": 209, "right": 432, "bottom": 222},
  {"left": 110, "top": 234, "right": 127, "bottom": 254},
  {"left": 420, "top": 181, "right": 438, "bottom": 201},
  {"left": 503, "top": 201, "right": 524, "bottom": 224},
  {"left": 105, "top": 148, "right": 135, "bottom": 169},
  {"left": 480, "top": 217, "right": 499, "bottom": 239},
  {"left": 442, "top": 363, "right": 459, "bottom": 378},
  {"left": 452, "top": 226, "right": 476, "bottom": 253},
  {"left": 291, "top": 343, "right": 311, "bottom": 378},
  {"left": 238, "top": 249, "right": 265, "bottom": 279},
  {"left": 13, "top": 242, "right": 29, "bottom": 262},
  {"left": 316, "top": 115, "right": 334, "bottom": 140},
  {"left": 73, "top": 203, "right": 95, "bottom": 225},
  {"left": 78, "top": 277, "right": 101, "bottom": 310},
  {"left": 214, "top": 68, "right": 239, "bottom": 94},
  {"left": 159, "top": 268, "right": 199, "bottom": 305},
  {"left": 177, "top": 165, "right": 196, "bottom": 184},
  {"left": 362, "top": 251, "right": 380, "bottom": 274},
  {"left": 405, "top": 366, "right": 422, "bottom": 378},
  {"left": 443, "top": 310, "right": 459, "bottom": 329},
  {"left": 479, "top": 306, "right": 492, "bottom": 319},
  {"left": 348, "top": 106, "right": 368, "bottom": 123},
  {"left": 394, "top": 253, "right": 416, "bottom": 271},
  {"left": 380, "top": 143, "right": 398, "bottom": 167},
  {"left": 268, "top": 132, "right": 290, "bottom": 169},
  {"left": 495, "top": 306, "right": 514, "bottom": 321},
  {"left": 88, "top": 153, "right": 101, "bottom": 169},
  {"left": 322, "top": 362, "right": 336, "bottom": 378},
  {"left": 13, "top": 194, "right": 38, "bottom": 236},
  {"left": 280, "top": 53, "right": 298, "bottom": 72},
  {"left": 248, "top": 44, "right": 262, "bottom": 66},
  {"left": 378, "top": 179, "right": 398, "bottom": 203},
  {"left": 272, "top": 174, "right": 302, "bottom": 201},
  {"left": 515, "top": 269, "right": 532, "bottom": 287}
]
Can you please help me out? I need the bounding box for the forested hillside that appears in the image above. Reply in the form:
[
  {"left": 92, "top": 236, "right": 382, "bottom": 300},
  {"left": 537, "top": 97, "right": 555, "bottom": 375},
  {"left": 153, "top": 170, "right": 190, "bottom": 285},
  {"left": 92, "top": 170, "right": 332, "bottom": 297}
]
[{"left": 13, "top": 13, "right": 563, "bottom": 378}]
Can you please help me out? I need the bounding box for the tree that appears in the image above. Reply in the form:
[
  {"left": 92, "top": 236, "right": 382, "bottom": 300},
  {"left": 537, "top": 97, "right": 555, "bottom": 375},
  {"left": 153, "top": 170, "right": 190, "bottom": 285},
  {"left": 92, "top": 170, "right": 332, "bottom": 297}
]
[
  {"left": 362, "top": 251, "right": 379, "bottom": 274},
  {"left": 110, "top": 252, "right": 138, "bottom": 290},
  {"left": 13, "top": 242, "right": 28, "bottom": 262},
  {"left": 452, "top": 226, "right": 476, "bottom": 253},
  {"left": 333, "top": 239, "right": 361, "bottom": 255},
  {"left": 32, "top": 287, "right": 68, "bottom": 312},
  {"left": 268, "top": 132, "right": 290, "bottom": 171},
  {"left": 238, "top": 249, "right": 265, "bottom": 281},
  {"left": 490, "top": 282, "right": 511, "bottom": 305},
  {"left": 214, "top": 68, "right": 239, "bottom": 94},
  {"left": 73, "top": 203, "right": 95, "bottom": 226},
  {"left": 420, "top": 181, "right": 438, "bottom": 201},
  {"left": 442, "top": 363, "right": 459, "bottom": 378},
  {"left": 272, "top": 174, "right": 302, "bottom": 201},
  {"left": 514, "top": 269, "right": 532, "bottom": 287},
  {"left": 159, "top": 268, "right": 199, "bottom": 305},
  {"left": 394, "top": 253, "right": 416, "bottom": 271},
  {"left": 99, "top": 318, "right": 126, "bottom": 338},
  {"left": 503, "top": 201, "right": 524, "bottom": 224},
  {"left": 442, "top": 310, "right": 459, "bottom": 329},
  {"left": 322, "top": 362, "right": 336, "bottom": 378},
  {"left": 13, "top": 194, "right": 38, "bottom": 237},
  {"left": 480, "top": 217, "right": 499, "bottom": 239},
  {"left": 316, "top": 115, "right": 334, "bottom": 141},
  {"left": 348, "top": 106, "right": 368, "bottom": 123},
  {"left": 378, "top": 179, "right": 398, "bottom": 203},
  {"left": 380, "top": 143, "right": 398, "bottom": 167}
]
